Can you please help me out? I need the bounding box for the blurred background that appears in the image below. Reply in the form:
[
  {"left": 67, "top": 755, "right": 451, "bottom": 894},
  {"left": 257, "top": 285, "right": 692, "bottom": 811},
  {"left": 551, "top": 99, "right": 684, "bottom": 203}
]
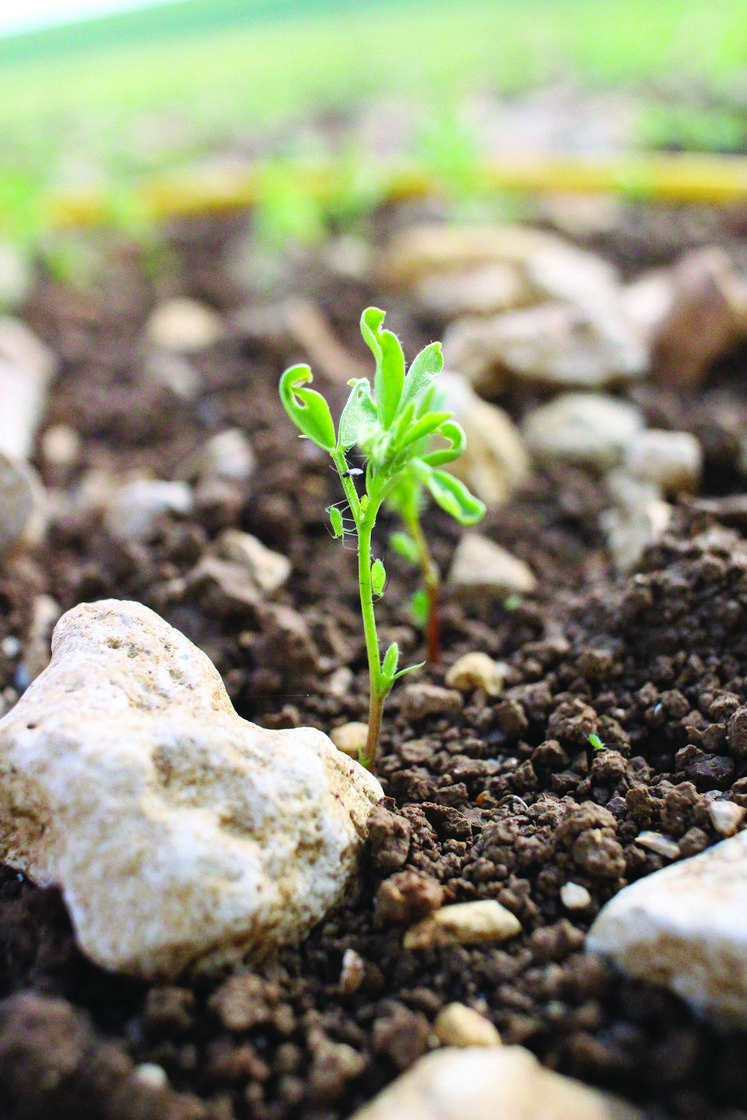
[{"left": 1, "top": 0, "right": 746, "bottom": 248}]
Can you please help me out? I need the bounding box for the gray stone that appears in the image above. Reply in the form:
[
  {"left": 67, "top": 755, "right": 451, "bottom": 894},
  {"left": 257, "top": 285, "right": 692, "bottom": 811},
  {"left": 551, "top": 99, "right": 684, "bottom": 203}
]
[
  {"left": 344, "top": 1045, "right": 642, "bottom": 1120},
  {"left": 145, "top": 297, "right": 224, "bottom": 354},
  {"left": 522, "top": 393, "right": 644, "bottom": 471},
  {"left": 448, "top": 532, "right": 537, "bottom": 598},
  {"left": 104, "top": 478, "right": 194, "bottom": 541},
  {"left": 624, "top": 429, "right": 702, "bottom": 493},
  {"left": 0, "top": 317, "right": 57, "bottom": 461},
  {"left": 0, "top": 600, "right": 382, "bottom": 979},
  {"left": 588, "top": 830, "right": 747, "bottom": 1026}
]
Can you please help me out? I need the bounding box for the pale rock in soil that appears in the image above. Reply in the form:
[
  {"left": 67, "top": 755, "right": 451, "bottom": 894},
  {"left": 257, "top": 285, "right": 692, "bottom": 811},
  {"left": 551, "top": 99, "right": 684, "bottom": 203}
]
[
  {"left": 177, "top": 428, "right": 256, "bottom": 485},
  {"left": 443, "top": 303, "right": 646, "bottom": 397},
  {"left": 145, "top": 297, "right": 224, "bottom": 353},
  {"left": 448, "top": 532, "right": 536, "bottom": 599},
  {"left": 344, "top": 1044, "right": 642, "bottom": 1120},
  {"left": 404, "top": 899, "right": 521, "bottom": 949},
  {"left": 103, "top": 478, "right": 194, "bottom": 541},
  {"left": 587, "top": 830, "right": 747, "bottom": 1026},
  {"left": 623, "top": 429, "right": 702, "bottom": 494},
  {"left": 651, "top": 246, "right": 747, "bottom": 388},
  {"left": 0, "top": 453, "right": 46, "bottom": 557},
  {"left": 560, "top": 881, "right": 592, "bottom": 911},
  {"left": 0, "top": 242, "right": 32, "bottom": 308},
  {"left": 215, "top": 528, "right": 290, "bottom": 594},
  {"left": 399, "top": 683, "right": 464, "bottom": 722},
  {"left": 708, "top": 800, "right": 745, "bottom": 837},
  {"left": 445, "top": 652, "right": 505, "bottom": 697},
  {"left": 522, "top": 392, "right": 644, "bottom": 471},
  {"left": 440, "top": 372, "right": 530, "bottom": 507},
  {"left": 621, "top": 268, "right": 674, "bottom": 340},
  {"left": 601, "top": 467, "right": 672, "bottom": 572},
  {"left": 413, "top": 262, "right": 531, "bottom": 317},
  {"left": 0, "top": 317, "right": 57, "bottom": 461},
  {"left": 330, "top": 722, "right": 368, "bottom": 759},
  {"left": 0, "top": 599, "right": 382, "bottom": 979},
  {"left": 433, "top": 1004, "right": 502, "bottom": 1047}
]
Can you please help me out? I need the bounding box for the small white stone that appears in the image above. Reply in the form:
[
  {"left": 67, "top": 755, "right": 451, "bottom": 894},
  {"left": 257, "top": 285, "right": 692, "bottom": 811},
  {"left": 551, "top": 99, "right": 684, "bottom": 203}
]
[
  {"left": 0, "top": 454, "right": 46, "bottom": 556},
  {"left": 134, "top": 1063, "right": 169, "bottom": 1090},
  {"left": 195, "top": 429, "right": 256, "bottom": 484},
  {"left": 587, "top": 830, "right": 747, "bottom": 1026},
  {"left": 345, "top": 1044, "right": 643, "bottom": 1120},
  {"left": 708, "top": 800, "right": 745, "bottom": 837},
  {"left": 0, "top": 599, "right": 382, "bottom": 979},
  {"left": 433, "top": 1003, "right": 502, "bottom": 1047},
  {"left": 415, "top": 262, "right": 530, "bottom": 317},
  {"left": 634, "top": 831, "right": 680, "bottom": 860},
  {"left": 404, "top": 900, "right": 521, "bottom": 950},
  {"left": 445, "top": 652, "right": 505, "bottom": 697},
  {"left": 448, "top": 533, "right": 536, "bottom": 599},
  {"left": 215, "top": 529, "right": 290, "bottom": 594},
  {"left": 522, "top": 393, "right": 644, "bottom": 471},
  {"left": 440, "top": 372, "right": 530, "bottom": 508},
  {"left": 145, "top": 297, "right": 223, "bottom": 353},
  {"left": 40, "top": 424, "right": 81, "bottom": 468},
  {"left": 0, "top": 317, "right": 57, "bottom": 461},
  {"left": 104, "top": 478, "right": 193, "bottom": 541},
  {"left": 560, "top": 882, "right": 592, "bottom": 911},
  {"left": 339, "top": 947, "right": 366, "bottom": 994},
  {"left": 624, "top": 429, "right": 702, "bottom": 493},
  {"left": 330, "top": 722, "right": 368, "bottom": 759}
]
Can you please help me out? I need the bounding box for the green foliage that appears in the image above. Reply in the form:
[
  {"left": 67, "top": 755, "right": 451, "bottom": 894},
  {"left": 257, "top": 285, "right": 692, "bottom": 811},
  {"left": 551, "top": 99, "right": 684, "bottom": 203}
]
[{"left": 280, "top": 306, "right": 485, "bottom": 770}]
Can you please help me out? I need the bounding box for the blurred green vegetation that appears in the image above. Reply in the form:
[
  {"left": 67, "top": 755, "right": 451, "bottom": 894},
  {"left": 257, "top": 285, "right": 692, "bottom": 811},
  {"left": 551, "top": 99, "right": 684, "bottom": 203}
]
[{"left": 0, "top": 0, "right": 746, "bottom": 241}]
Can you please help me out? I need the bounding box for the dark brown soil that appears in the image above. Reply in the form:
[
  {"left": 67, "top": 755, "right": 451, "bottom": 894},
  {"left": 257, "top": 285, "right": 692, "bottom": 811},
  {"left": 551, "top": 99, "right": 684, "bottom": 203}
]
[{"left": 3, "top": 202, "right": 747, "bottom": 1120}]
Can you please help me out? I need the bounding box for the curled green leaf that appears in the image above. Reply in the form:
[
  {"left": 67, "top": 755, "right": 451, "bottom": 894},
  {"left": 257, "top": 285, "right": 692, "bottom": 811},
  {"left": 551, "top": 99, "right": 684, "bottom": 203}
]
[
  {"left": 339, "top": 378, "right": 378, "bottom": 449},
  {"left": 420, "top": 419, "right": 466, "bottom": 467},
  {"left": 360, "top": 306, "right": 405, "bottom": 431},
  {"left": 425, "top": 469, "right": 487, "bottom": 525},
  {"left": 397, "top": 341, "right": 443, "bottom": 416},
  {"left": 279, "top": 365, "right": 336, "bottom": 451}
]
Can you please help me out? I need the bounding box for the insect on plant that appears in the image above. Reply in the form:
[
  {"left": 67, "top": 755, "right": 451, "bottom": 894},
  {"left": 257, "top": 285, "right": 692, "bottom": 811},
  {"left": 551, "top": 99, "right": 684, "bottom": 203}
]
[{"left": 279, "top": 307, "right": 485, "bottom": 771}]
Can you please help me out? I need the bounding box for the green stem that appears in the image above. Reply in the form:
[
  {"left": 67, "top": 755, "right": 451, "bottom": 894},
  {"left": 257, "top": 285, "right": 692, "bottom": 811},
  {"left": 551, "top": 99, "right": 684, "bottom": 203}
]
[{"left": 404, "top": 508, "right": 441, "bottom": 665}]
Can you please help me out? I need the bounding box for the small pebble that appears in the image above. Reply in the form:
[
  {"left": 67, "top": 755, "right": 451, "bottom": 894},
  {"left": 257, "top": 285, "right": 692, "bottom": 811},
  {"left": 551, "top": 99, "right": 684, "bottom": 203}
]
[
  {"left": 330, "top": 722, "right": 368, "bottom": 759},
  {"left": 404, "top": 900, "right": 521, "bottom": 950},
  {"left": 433, "top": 1003, "right": 502, "bottom": 1047},
  {"left": 635, "top": 831, "right": 681, "bottom": 859},
  {"left": 708, "top": 800, "right": 745, "bottom": 837},
  {"left": 560, "top": 881, "right": 592, "bottom": 911},
  {"left": 445, "top": 652, "right": 505, "bottom": 697},
  {"left": 339, "top": 948, "right": 366, "bottom": 995},
  {"left": 134, "top": 1062, "right": 169, "bottom": 1089}
]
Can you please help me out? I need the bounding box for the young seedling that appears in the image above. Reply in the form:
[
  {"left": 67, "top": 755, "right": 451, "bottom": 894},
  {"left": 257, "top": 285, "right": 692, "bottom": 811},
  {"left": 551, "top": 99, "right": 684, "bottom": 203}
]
[{"left": 280, "top": 306, "right": 485, "bottom": 771}]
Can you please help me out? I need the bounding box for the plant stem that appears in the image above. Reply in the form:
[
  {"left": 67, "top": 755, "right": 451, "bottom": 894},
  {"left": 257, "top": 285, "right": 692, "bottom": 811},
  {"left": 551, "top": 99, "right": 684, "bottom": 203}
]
[{"left": 404, "top": 508, "right": 441, "bottom": 665}]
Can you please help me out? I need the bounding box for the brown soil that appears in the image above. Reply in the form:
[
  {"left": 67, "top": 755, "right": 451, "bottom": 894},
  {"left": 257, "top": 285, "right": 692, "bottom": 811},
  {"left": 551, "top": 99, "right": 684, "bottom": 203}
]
[{"left": 2, "top": 203, "right": 747, "bottom": 1120}]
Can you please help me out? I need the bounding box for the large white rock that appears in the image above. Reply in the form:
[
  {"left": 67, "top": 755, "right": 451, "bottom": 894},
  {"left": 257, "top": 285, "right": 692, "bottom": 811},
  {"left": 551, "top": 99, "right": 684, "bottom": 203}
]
[
  {"left": 522, "top": 393, "right": 644, "bottom": 471},
  {"left": 0, "top": 600, "right": 382, "bottom": 979},
  {"left": 448, "top": 533, "right": 537, "bottom": 599},
  {"left": 344, "top": 1045, "right": 642, "bottom": 1120},
  {"left": 587, "top": 831, "right": 747, "bottom": 1026},
  {"left": 0, "top": 316, "right": 57, "bottom": 461}
]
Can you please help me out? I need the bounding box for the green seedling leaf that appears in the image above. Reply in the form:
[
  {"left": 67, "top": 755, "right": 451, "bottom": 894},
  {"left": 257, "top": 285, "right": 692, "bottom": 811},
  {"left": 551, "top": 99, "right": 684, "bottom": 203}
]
[
  {"left": 392, "top": 659, "right": 425, "bottom": 682},
  {"left": 328, "top": 505, "right": 344, "bottom": 539},
  {"left": 397, "top": 341, "right": 443, "bottom": 415},
  {"left": 410, "top": 588, "right": 429, "bottom": 627},
  {"left": 339, "top": 378, "right": 378, "bottom": 448},
  {"left": 394, "top": 410, "right": 452, "bottom": 456},
  {"left": 371, "top": 558, "right": 387, "bottom": 597},
  {"left": 279, "top": 365, "right": 336, "bottom": 451},
  {"left": 425, "top": 469, "right": 487, "bottom": 525},
  {"left": 360, "top": 306, "right": 405, "bottom": 430},
  {"left": 421, "top": 419, "right": 467, "bottom": 467},
  {"left": 390, "top": 530, "right": 420, "bottom": 565},
  {"left": 382, "top": 641, "right": 400, "bottom": 679}
]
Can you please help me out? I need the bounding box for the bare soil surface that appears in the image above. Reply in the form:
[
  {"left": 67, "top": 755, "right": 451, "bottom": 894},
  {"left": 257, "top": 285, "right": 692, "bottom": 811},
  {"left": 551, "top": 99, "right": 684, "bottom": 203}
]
[{"left": 2, "top": 202, "right": 747, "bottom": 1120}]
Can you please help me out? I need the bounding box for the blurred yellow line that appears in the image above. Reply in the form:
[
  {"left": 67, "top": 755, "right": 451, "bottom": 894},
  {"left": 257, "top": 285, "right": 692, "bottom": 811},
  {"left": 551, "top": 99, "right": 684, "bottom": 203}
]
[{"left": 42, "top": 151, "right": 747, "bottom": 229}]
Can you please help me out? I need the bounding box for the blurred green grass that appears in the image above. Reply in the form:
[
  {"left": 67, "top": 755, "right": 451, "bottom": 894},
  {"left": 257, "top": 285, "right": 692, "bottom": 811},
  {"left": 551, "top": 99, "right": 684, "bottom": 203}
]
[{"left": 1, "top": 0, "right": 746, "bottom": 239}]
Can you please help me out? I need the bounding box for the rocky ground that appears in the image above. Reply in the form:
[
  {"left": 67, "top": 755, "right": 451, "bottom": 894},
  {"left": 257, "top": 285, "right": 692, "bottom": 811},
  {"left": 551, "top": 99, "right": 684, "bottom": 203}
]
[{"left": 1, "top": 193, "right": 747, "bottom": 1120}]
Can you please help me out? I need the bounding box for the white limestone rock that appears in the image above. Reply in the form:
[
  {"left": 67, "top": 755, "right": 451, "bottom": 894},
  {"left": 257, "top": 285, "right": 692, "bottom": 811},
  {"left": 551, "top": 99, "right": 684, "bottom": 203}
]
[
  {"left": 215, "top": 528, "right": 290, "bottom": 594},
  {"left": 433, "top": 1004, "right": 502, "bottom": 1047},
  {"left": 145, "top": 297, "right": 224, "bottom": 354},
  {"left": 104, "top": 478, "right": 194, "bottom": 541},
  {"left": 0, "top": 599, "right": 382, "bottom": 979},
  {"left": 587, "top": 831, "right": 747, "bottom": 1026},
  {"left": 0, "top": 316, "right": 57, "bottom": 461},
  {"left": 522, "top": 393, "right": 644, "bottom": 471},
  {"left": 624, "top": 429, "right": 702, "bottom": 494},
  {"left": 441, "top": 372, "right": 530, "bottom": 507},
  {"left": 344, "top": 1045, "right": 643, "bottom": 1120},
  {"left": 404, "top": 900, "right": 521, "bottom": 949},
  {"left": 448, "top": 533, "right": 536, "bottom": 599},
  {"left": 443, "top": 303, "right": 647, "bottom": 397}
]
